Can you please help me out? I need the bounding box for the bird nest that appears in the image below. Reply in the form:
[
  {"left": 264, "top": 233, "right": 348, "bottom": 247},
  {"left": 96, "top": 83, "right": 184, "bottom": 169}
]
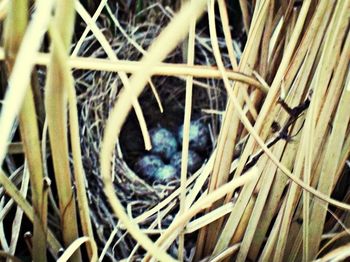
[{"left": 74, "top": 5, "right": 242, "bottom": 260}]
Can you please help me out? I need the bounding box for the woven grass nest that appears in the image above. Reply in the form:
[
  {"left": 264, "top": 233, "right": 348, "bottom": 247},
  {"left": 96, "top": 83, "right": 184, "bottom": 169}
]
[{"left": 75, "top": 6, "right": 236, "bottom": 260}]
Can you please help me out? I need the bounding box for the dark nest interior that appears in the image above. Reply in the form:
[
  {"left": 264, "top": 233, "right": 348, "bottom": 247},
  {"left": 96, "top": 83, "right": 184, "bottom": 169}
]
[{"left": 74, "top": 1, "right": 245, "bottom": 260}]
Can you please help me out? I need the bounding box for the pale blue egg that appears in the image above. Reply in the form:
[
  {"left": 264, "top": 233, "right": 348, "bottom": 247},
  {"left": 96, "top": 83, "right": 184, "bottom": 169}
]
[
  {"left": 153, "top": 165, "right": 178, "bottom": 181},
  {"left": 134, "top": 155, "right": 164, "bottom": 178},
  {"left": 170, "top": 150, "right": 202, "bottom": 173},
  {"left": 150, "top": 128, "right": 178, "bottom": 161},
  {"left": 178, "top": 120, "right": 210, "bottom": 152}
]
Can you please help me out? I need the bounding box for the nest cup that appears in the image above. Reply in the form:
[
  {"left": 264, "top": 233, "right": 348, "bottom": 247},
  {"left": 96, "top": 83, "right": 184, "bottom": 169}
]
[
  {"left": 75, "top": 5, "right": 231, "bottom": 260},
  {"left": 120, "top": 79, "right": 214, "bottom": 185},
  {"left": 78, "top": 76, "right": 219, "bottom": 259}
]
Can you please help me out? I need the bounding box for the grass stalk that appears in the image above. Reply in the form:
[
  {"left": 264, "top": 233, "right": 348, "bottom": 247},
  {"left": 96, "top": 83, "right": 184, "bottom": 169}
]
[
  {"left": 44, "top": 1, "right": 81, "bottom": 261},
  {"left": 0, "top": 48, "right": 266, "bottom": 90},
  {"left": 8, "top": 165, "right": 29, "bottom": 258},
  {"left": 49, "top": 22, "right": 98, "bottom": 261},
  {"left": 0, "top": 170, "right": 61, "bottom": 254},
  {"left": 3, "top": 1, "right": 48, "bottom": 260},
  {"left": 195, "top": 1, "right": 270, "bottom": 258},
  {"left": 178, "top": 2, "right": 196, "bottom": 260},
  {"left": 0, "top": 0, "right": 54, "bottom": 168}
]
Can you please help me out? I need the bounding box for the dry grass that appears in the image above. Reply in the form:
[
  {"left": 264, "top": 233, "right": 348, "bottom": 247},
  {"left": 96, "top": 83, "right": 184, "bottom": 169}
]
[{"left": 0, "top": 0, "right": 349, "bottom": 261}]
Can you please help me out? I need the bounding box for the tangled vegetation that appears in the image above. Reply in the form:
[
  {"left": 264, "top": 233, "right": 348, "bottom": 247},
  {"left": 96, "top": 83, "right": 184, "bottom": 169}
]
[{"left": 0, "top": 0, "right": 349, "bottom": 261}]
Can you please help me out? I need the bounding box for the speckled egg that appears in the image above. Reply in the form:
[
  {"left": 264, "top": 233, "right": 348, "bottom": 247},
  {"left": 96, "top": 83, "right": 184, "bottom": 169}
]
[
  {"left": 178, "top": 120, "right": 210, "bottom": 152},
  {"left": 134, "top": 155, "right": 164, "bottom": 178},
  {"left": 150, "top": 127, "right": 178, "bottom": 161},
  {"left": 153, "top": 165, "right": 178, "bottom": 181},
  {"left": 170, "top": 150, "right": 203, "bottom": 174}
]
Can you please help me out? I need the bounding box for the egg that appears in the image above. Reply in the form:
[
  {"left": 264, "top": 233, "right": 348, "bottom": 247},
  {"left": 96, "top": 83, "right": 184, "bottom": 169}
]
[
  {"left": 153, "top": 165, "right": 178, "bottom": 181},
  {"left": 178, "top": 120, "right": 210, "bottom": 152},
  {"left": 134, "top": 155, "right": 164, "bottom": 178},
  {"left": 150, "top": 127, "right": 178, "bottom": 161},
  {"left": 170, "top": 150, "right": 203, "bottom": 174}
]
